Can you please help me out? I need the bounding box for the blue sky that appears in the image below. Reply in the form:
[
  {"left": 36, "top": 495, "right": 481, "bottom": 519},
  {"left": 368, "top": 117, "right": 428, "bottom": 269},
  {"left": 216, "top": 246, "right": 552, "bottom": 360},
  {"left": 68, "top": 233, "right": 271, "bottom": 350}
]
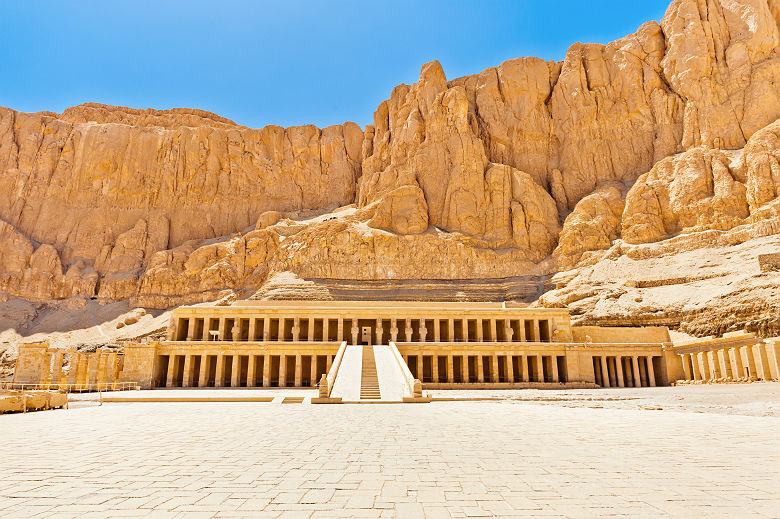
[{"left": 0, "top": 1, "right": 671, "bottom": 129}]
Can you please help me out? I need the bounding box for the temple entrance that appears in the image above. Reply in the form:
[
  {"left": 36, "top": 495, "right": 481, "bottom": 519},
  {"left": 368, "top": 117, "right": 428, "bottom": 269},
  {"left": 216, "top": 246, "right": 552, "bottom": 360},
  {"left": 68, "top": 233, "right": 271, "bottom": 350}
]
[{"left": 361, "top": 326, "right": 372, "bottom": 345}]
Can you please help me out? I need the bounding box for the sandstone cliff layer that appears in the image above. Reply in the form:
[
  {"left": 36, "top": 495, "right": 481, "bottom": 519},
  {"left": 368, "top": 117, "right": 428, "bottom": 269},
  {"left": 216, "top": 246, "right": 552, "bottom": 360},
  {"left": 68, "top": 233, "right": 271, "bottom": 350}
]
[{"left": 1, "top": 0, "right": 779, "bottom": 337}]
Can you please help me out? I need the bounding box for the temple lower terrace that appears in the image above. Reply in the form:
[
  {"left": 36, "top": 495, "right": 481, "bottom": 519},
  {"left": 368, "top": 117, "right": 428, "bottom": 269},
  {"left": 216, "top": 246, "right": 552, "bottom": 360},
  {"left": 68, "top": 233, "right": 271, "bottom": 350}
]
[{"left": 14, "top": 300, "right": 780, "bottom": 401}]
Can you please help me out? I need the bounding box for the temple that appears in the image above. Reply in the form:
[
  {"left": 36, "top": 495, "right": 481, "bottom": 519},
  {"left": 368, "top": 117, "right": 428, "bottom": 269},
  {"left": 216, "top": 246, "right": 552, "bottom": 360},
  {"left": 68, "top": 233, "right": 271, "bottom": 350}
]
[{"left": 13, "top": 300, "right": 779, "bottom": 401}]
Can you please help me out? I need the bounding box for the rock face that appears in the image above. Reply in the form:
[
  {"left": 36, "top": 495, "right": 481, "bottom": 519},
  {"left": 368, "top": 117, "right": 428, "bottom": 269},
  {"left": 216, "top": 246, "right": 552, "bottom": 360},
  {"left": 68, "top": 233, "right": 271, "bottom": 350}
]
[{"left": 0, "top": 0, "right": 779, "bottom": 338}]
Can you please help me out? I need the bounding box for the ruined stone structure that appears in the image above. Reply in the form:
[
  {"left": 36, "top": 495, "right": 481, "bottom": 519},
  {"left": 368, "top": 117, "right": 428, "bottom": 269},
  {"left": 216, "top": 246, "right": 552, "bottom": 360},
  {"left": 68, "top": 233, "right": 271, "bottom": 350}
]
[{"left": 12, "top": 343, "right": 126, "bottom": 391}]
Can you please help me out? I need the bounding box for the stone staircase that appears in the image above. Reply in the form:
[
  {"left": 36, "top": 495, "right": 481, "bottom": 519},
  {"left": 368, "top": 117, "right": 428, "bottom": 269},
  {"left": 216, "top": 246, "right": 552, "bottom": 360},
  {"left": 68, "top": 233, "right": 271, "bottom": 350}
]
[{"left": 359, "top": 346, "right": 381, "bottom": 400}]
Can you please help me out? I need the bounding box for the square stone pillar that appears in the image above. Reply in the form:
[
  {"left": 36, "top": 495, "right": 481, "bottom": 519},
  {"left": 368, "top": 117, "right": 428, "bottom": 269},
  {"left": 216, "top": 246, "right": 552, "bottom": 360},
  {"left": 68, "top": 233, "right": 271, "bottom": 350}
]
[
  {"left": 263, "top": 317, "right": 271, "bottom": 341},
  {"left": 489, "top": 320, "right": 497, "bottom": 342},
  {"left": 461, "top": 355, "right": 468, "bottom": 382},
  {"left": 519, "top": 322, "right": 526, "bottom": 342},
  {"left": 323, "top": 319, "right": 330, "bottom": 342},
  {"left": 337, "top": 318, "right": 344, "bottom": 341},
  {"left": 551, "top": 355, "right": 559, "bottom": 383},
  {"left": 376, "top": 319, "right": 384, "bottom": 345},
  {"left": 88, "top": 354, "right": 100, "bottom": 387},
  {"left": 448, "top": 319, "right": 455, "bottom": 342},
  {"left": 418, "top": 321, "right": 427, "bottom": 343},
  {"left": 615, "top": 356, "right": 625, "bottom": 387},
  {"left": 326, "top": 354, "right": 333, "bottom": 373},
  {"left": 491, "top": 354, "right": 499, "bottom": 382},
  {"left": 646, "top": 356, "right": 656, "bottom": 387},
  {"left": 535, "top": 354, "right": 544, "bottom": 382},
  {"left": 766, "top": 339, "right": 780, "bottom": 380},
  {"left": 245, "top": 355, "right": 255, "bottom": 387},
  {"left": 218, "top": 318, "right": 227, "bottom": 341},
  {"left": 215, "top": 355, "right": 225, "bottom": 387},
  {"left": 707, "top": 351, "right": 721, "bottom": 379},
  {"left": 504, "top": 355, "right": 512, "bottom": 382},
  {"left": 202, "top": 319, "right": 211, "bottom": 341},
  {"left": 717, "top": 350, "right": 732, "bottom": 378},
  {"left": 740, "top": 346, "right": 757, "bottom": 380},
  {"left": 248, "top": 319, "right": 257, "bottom": 341},
  {"left": 263, "top": 353, "right": 271, "bottom": 387},
  {"left": 351, "top": 319, "right": 359, "bottom": 345},
  {"left": 447, "top": 355, "right": 454, "bottom": 382},
  {"left": 696, "top": 352, "right": 709, "bottom": 380},
  {"left": 416, "top": 354, "right": 423, "bottom": 380},
  {"left": 294, "top": 354, "right": 302, "bottom": 387},
  {"left": 433, "top": 319, "right": 440, "bottom": 342},
  {"left": 505, "top": 324, "right": 514, "bottom": 343},
  {"left": 308, "top": 318, "right": 315, "bottom": 341},
  {"left": 310, "top": 355, "right": 318, "bottom": 387},
  {"left": 50, "top": 351, "right": 64, "bottom": 388},
  {"left": 390, "top": 319, "right": 398, "bottom": 342},
  {"left": 476, "top": 320, "right": 484, "bottom": 342},
  {"left": 600, "top": 356, "right": 610, "bottom": 387},
  {"left": 279, "top": 355, "right": 287, "bottom": 387},
  {"left": 405, "top": 319, "right": 413, "bottom": 342},
  {"left": 182, "top": 355, "right": 193, "bottom": 387},
  {"left": 632, "top": 356, "right": 642, "bottom": 387},
  {"left": 753, "top": 344, "right": 772, "bottom": 381},
  {"left": 186, "top": 319, "right": 197, "bottom": 341},
  {"left": 477, "top": 355, "right": 484, "bottom": 383},
  {"left": 462, "top": 319, "right": 469, "bottom": 342},
  {"left": 730, "top": 347, "right": 744, "bottom": 378},
  {"left": 520, "top": 355, "right": 529, "bottom": 382},
  {"left": 199, "top": 356, "right": 209, "bottom": 387},
  {"left": 432, "top": 355, "right": 439, "bottom": 383},
  {"left": 292, "top": 317, "right": 301, "bottom": 342},
  {"left": 690, "top": 353, "right": 701, "bottom": 380},
  {"left": 166, "top": 355, "right": 177, "bottom": 388},
  {"left": 230, "top": 355, "right": 240, "bottom": 387},
  {"left": 681, "top": 354, "right": 691, "bottom": 380}
]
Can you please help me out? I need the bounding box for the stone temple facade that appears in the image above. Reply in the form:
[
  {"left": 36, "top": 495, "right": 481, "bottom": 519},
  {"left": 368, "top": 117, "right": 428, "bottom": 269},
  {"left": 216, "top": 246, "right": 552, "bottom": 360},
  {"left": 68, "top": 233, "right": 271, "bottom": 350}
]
[{"left": 13, "top": 300, "right": 780, "bottom": 401}]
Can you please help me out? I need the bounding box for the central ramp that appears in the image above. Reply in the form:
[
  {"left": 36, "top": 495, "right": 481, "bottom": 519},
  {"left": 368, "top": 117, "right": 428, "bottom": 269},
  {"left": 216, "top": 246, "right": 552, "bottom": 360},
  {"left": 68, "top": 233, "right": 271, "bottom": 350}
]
[
  {"left": 360, "top": 346, "right": 381, "bottom": 400},
  {"left": 325, "top": 343, "right": 419, "bottom": 403}
]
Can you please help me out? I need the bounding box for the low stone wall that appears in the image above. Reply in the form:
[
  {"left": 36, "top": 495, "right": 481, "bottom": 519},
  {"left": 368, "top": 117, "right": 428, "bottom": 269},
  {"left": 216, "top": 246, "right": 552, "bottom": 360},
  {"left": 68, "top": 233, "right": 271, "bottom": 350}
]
[{"left": 0, "top": 390, "right": 67, "bottom": 414}]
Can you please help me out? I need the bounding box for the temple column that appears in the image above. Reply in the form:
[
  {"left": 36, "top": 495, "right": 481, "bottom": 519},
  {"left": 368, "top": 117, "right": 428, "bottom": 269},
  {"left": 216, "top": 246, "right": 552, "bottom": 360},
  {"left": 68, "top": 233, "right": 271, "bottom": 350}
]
[
  {"left": 766, "top": 340, "right": 780, "bottom": 380},
  {"left": 489, "top": 319, "right": 497, "bottom": 342},
  {"left": 186, "top": 318, "right": 197, "bottom": 341},
  {"left": 294, "top": 353, "right": 302, "bottom": 386},
  {"left": 551, "top": 355, "right": 559, "bottom": 383},
  {"left": 448, "top": 319, "right": 455, "bottom": 342},
  {"left": 690, "top": 353, "right": 700, "bottom": 380},
  {"left": 310, "top": 355, "right": 318, "bottom": 387},
  {"left": 432, "top": 355, "right": 439, "bottom": 383},
  {"left": 696, "top": 352, "right": 708, "bottom": 380},
  {"left": 337, "top": 318, "right": 344, "bottom": 342},
  {"left": 390, "top": 319, "right": 398, "bottom": 342},
  {"left": 263, "top": 317, "right": 271, "bottom": 341},
  {"left": 351, "top": 320, "right": 359, "bottom": 345},
  {"left": 461, "top": 319, "right": 469, "bottom": 342},
  {"left": 418, "top": 321, "right": 428, "bottom": 343},
  {"left": 279, "top": 355, "right": 287, "bottom": 387},
  {"left": 308, "top": 318, "right": 315, "bottom": 341},
  {"left": 505, "top": 324, "right": 514, "bottom": 343},
  {"left": 214, "top": 355, "right": 225, "bottom": 387},
  {"left": 519, "top": 322, "right": 526, "bottom": 342},
  {"left": 248, "top": 319, "right": 257, "bottom": 341},
  {"left": 230, "top": 322, "right": 241, "bottom": 342},
  {"left": 86, "top": 354, "right": 100, "bottom": 388},
  {"left": 417, "top": 354, "right": 423, "bottom": 380},
  {"left": 731, "top": 347, "right": 745, "bottom": 378},
  {"left": 376, "top": 319, "right": 384, "bottom": 345},
  {"left": 477, "top": 355, "right": 484, "bottom": 383},
  {"left": 718, "top": 349, "right": 732, "bottom": 379},
  {"left": 681, "top": 354, "right": 692, "bottom": 380},
  {"left": 198, "top": 355, "right": 209, "bottom": 387},
  {"left": 326, "top": 354, "right": 333, "bottom": 373},
  {"left": 262, "top": 353, "right": 271, "bottom": 387},
  {"left": 615, "top": 356, "right": 625, "bottom": 387},
  {"left": 600, "top": 356, "right": 610, "bottom": 387},
  {"left": 707, "top": 351, "right": 721, "bottom": 379},
  {"left": 491, "top": 354, "right": 499, "bottom": 382},
  {"left": 632, "top": 356, "right": 642, "bottom": 387},
  {"left": 753, "top": 344, "right": 772, "bottom": 381},
  {"left": 476, "top": 320, "right": 484, "bottom": 342},
  {"left": 50, "top": 351, "right": 64, "bottom": 388},
  {"left": 247, "top": 355, "right": 256, "bottom": 387},
  {"left": 433, "top": 319, "right": 441, "bottom": 342},
  {"left": 218, "top": 318, "right": 227, "bottom": 340},
  {"left": 182, "top": 355, "right": 193, "bottom": 387},
  {"left": 504, "top": 355, "right": 512, "bottom": 382},
  {"left": 230, "top": 355, "right": 240, "bottom": 387},
  {"left": 323, "top": 319, "right": 330, "bottom": 342},
  {"left": 202, "top": 319, "right": 211, "bottom": 341},
  {"left": 447, "top": 355, "right": 454, "bottom": 382},
  {"left": 292, "top": 317, "right": 301, "bottom": 342},
  {"left": 520, "top": 355, "right": 529, "bottom": 382},
  {"left": 405, "top": 319, "right": 413, "bottom": 342},
  {"left": 646, "top": 357, "right": 656, "bottom": 387},
  {"left": 535, "top": 354, "right": 544, "bottom": 382},
  {"left": 461, "top": 355, "right": 468, "bottom": 382},
  {"left": 166, "top": 355, "right": 177, "bottom": 388},
  {"left": 67, "top": 353, "right": 79, "bottom": 385}
]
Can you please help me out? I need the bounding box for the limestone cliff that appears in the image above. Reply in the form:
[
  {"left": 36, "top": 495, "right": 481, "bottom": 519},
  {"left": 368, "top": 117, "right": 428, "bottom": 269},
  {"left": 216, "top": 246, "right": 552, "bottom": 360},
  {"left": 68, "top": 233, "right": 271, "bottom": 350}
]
[{"left": 1, "top": 0, "right": 779, "bottom": 339}]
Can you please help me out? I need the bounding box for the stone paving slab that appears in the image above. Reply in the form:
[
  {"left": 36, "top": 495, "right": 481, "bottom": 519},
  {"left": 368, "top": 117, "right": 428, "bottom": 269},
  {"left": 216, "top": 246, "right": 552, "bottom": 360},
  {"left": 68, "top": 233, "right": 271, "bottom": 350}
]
[{"left": 1, "top": 391, "right": 779, "bottom": 518}]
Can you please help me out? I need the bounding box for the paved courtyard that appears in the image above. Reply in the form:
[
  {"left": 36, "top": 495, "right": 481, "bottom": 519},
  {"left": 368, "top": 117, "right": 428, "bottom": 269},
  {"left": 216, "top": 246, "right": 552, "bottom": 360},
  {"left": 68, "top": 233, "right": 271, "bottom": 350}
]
[{"left": 1, "top": 385, "right": 780, "bottom": 518}]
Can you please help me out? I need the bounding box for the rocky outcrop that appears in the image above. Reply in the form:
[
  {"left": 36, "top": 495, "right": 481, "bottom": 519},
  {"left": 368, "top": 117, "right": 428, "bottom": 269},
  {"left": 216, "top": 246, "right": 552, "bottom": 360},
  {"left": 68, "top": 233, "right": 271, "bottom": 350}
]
[{"left": 0, "top": 0, "right": 778, "bottom": 339}]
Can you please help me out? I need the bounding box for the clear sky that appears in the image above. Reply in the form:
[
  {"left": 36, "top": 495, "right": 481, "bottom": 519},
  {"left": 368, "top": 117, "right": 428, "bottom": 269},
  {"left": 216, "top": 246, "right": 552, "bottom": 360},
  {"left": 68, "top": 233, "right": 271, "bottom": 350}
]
[{"left": 0, "top": 0, "right": 671, "bottom": 129}]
